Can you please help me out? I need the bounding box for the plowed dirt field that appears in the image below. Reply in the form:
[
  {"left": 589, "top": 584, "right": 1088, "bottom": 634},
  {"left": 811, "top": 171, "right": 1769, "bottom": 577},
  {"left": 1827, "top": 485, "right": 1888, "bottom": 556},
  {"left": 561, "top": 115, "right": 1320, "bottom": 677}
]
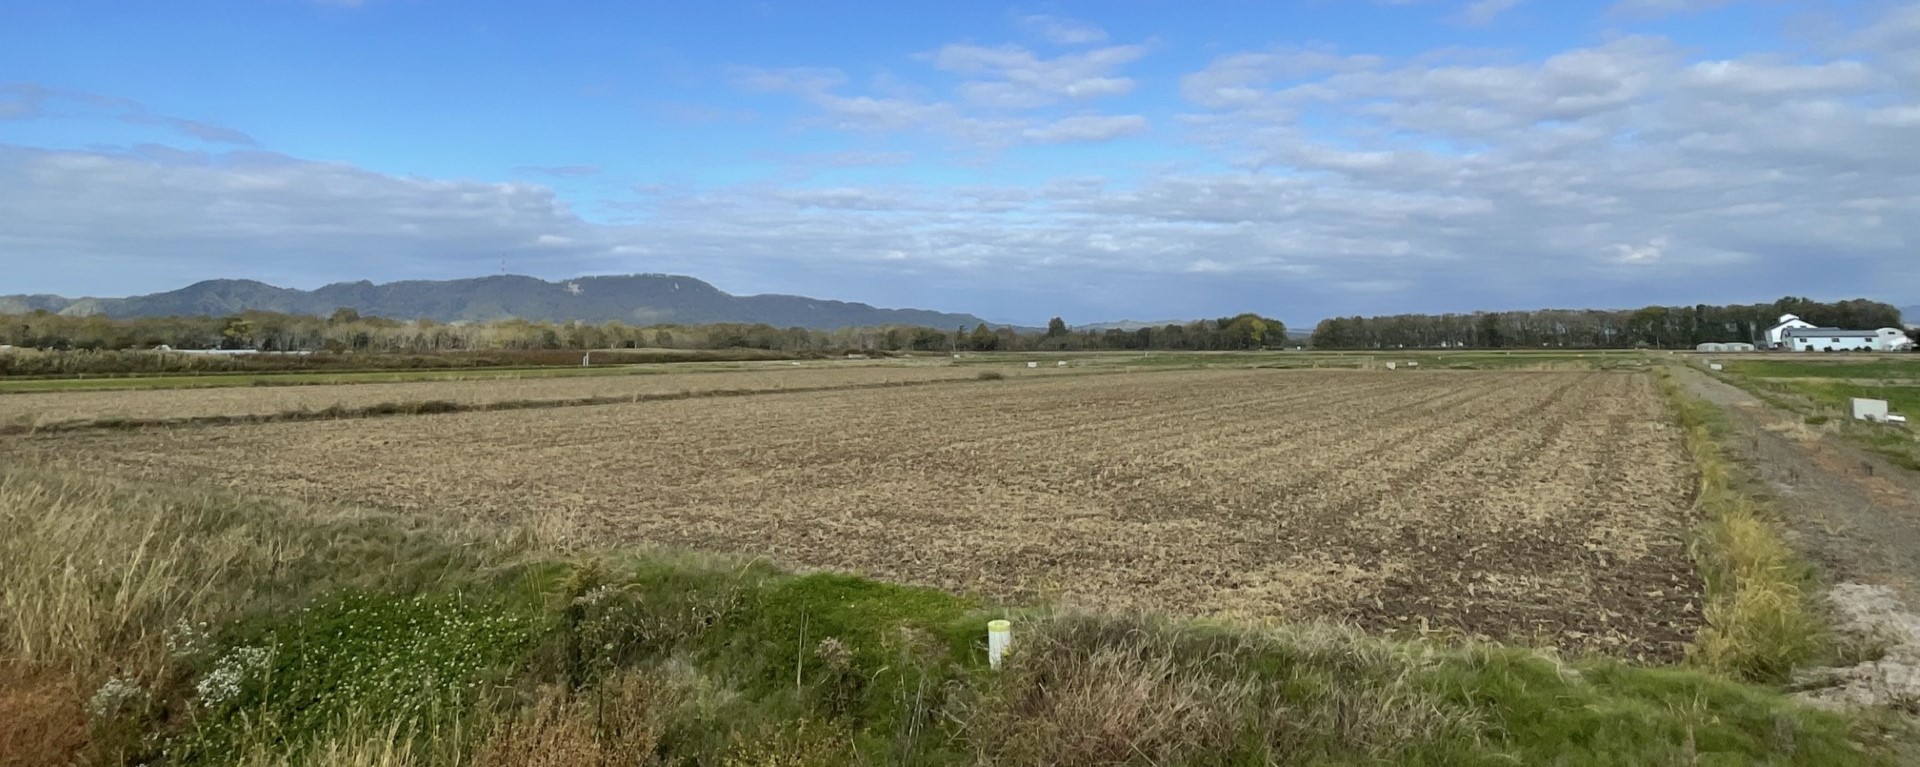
[
  {"left": 7, "top": 368, "right": 1700, "bottom": 659},
  {"left": 0, "top": 364, "right": 1060, "bottom": 428}
]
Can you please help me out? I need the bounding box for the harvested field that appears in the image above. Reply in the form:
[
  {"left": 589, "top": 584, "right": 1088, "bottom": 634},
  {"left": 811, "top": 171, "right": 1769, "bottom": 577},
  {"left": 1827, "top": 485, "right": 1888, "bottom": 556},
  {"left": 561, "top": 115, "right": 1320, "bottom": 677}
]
[
  {"left": 9, "top": 369, "right": 1701, "bottom": 660},
  {"left": 0, "top": 364, "right": 1070, "bottom": 430}
]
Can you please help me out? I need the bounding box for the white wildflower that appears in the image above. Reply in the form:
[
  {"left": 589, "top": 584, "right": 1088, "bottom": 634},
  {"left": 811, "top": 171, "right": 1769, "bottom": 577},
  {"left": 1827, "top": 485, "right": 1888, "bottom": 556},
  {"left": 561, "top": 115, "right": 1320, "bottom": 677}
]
[
  {"left": 88, "top": 675, "right": 144, "bottom": 720},
  {"left": 165, "top": 618, "right": 212, "bottom": 659},
  {"left": 194, "top": 645, "right": 273, "bottom": 707}
]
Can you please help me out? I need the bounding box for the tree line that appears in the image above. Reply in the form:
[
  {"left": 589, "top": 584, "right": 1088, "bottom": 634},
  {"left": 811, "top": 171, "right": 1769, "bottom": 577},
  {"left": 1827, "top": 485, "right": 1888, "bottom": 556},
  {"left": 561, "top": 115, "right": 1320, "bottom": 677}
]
[
  {"left": 1310, "top": 297, "right": 1908, "bottom": 350},
  {"left": 0, "top": 309, "right": 1288, "bottom": 354}
]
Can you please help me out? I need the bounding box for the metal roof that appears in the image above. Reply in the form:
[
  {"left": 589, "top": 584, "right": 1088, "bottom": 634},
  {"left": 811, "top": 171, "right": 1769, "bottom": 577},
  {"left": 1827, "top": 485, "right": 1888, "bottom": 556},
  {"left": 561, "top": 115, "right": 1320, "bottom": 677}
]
[{"left": 1781, "top": 327, "right": 1881, "bottom": 338}]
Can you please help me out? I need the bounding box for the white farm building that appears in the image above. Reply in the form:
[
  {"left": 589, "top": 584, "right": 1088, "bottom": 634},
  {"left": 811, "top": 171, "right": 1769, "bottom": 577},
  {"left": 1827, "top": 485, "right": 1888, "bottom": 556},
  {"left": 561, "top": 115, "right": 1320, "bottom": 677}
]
[
  {"left": 1762, "top": 314, "right": 1817, "bottom": 348},
  {"left": 1763, "top": 314, "right": 1913, "bottom": 352},
  {"left": 1779, "top": 327, "right": 1914, "bottom": 352}
]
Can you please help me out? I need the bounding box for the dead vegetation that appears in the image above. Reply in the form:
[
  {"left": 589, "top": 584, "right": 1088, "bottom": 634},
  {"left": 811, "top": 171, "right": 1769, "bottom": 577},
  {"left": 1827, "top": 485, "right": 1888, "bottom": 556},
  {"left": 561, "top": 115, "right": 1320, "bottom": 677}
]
[{"left": 15, "top": 368, "right": 1703, "bottom": 660}]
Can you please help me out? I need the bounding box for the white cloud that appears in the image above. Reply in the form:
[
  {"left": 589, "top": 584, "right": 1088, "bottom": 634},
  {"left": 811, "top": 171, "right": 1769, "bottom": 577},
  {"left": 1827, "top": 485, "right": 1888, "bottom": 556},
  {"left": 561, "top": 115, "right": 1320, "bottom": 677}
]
[
  {"left": 1609, "top": 238, "right": 1669, "bottom": 264},
  {"left": 931, "top": 43, "right": 1147, "bottom": 108},
  {"left": 805, "top": 150, "right": 916, "bottom": 167},
  {"left": 1, "top": 85, "right": 256, "bottom": 146},
  {"left": 1608, "top": 0, "right": 1739, "bottom": 19},
  {"left": 1851, "top": 4, "right": 1920, "bottom": 87},
  {"left": 1459, "top": 0, "right": 1523, "bottom": 26},
  {"left": 1181, "top": 47, "right": 1385, "bottom": 108},
  {"left": 0, "top": 84, "right": 47, "bottom": 120},
  {"left": 1020, "top": 114, "right": 1149, "bottom": 143},
  {"left": 733, "top": 38, "right": 1151, "bottom": 148},
  {"left": 1015, "top": 14, "right": 1108, "bottom": 45},
  {"left": 0, "top": 145, "right": 605, "bottom": 291},
  {"left": 1156, "top": 8, "right": 1920, "bottom": 309},
  {"left": 513, "top": 164, "right": 601, "bottom": 177},
  {"left": 1680, "top": 58, "right": 1878, "bottom": 97}
]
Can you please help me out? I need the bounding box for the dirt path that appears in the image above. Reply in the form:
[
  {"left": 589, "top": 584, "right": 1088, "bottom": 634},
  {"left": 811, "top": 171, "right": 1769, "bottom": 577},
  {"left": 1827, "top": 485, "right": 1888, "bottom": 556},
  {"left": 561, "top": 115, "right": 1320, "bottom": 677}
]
[
  {"left": 1673, "top": 366, "right": 1920, "bottom": 600},
  {"left": 1673, "top": 366, "right": 1920, "bottom": 708}
]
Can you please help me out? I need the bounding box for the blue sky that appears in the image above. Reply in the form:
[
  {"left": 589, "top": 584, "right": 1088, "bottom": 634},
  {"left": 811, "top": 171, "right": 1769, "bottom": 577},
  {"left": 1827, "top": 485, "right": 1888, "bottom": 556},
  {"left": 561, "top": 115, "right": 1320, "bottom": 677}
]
[{"left": 2, "top": 0, "right": 1917, "bottom": 325}]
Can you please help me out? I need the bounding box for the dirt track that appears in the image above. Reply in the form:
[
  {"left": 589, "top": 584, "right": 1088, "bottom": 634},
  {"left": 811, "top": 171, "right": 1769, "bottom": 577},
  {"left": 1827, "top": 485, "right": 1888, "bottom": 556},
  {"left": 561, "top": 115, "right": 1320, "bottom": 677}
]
[{"left": 1673, "top": 366, "right": 1920, "bottom": 602}]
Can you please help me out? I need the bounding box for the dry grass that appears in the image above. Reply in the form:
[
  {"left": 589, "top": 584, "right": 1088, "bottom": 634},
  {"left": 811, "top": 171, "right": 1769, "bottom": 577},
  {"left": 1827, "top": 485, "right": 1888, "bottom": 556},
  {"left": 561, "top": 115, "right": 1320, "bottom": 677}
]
[
  {"left": 474, "top": 669, "right": 686, "bottom": 767},
  {"left": 0, "top": 459, "right": 522, "bottom": 765},
  {"left": 1662, "top": 373, "right": 1829, "bottom": 682},
  {"left": 0, "top": 468, "right": 301, "bottom": 764},
  {"left": 21, "top": 369, "right": 1704, "bottom": 659},
  {"left": 957, "top": 613, "right": 1485, "bottom": 765},
  {"left": 0, "top": 469, "right": 265, "bottom": 678}
]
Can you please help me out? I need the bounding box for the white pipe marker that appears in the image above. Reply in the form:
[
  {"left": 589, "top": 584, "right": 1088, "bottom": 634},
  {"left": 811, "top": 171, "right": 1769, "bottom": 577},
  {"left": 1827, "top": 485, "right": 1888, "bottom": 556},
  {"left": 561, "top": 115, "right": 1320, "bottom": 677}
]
[{"left": 987, "top": 619, "right": 1011, "bottom": 670}]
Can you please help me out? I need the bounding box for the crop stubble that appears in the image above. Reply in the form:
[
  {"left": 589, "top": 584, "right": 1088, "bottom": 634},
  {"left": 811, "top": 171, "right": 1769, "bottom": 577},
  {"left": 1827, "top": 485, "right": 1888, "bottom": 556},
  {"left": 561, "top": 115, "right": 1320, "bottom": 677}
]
[
  {"left": 0, "top": 364, "right": 1050, "bottom": 428},
  {"left": 10, "top": 368, "right": 1700, "bottom": 660}
]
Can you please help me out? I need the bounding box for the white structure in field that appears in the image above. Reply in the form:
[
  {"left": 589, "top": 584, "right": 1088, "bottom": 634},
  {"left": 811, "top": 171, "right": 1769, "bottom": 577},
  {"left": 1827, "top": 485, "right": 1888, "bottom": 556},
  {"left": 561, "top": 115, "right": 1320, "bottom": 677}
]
[
  {"left": 987, "top": 620, "right": 1011, "bottom": 670},
  {"left": 1695, "top": 342, "right": 1757, "bottom": 353},
  {"left": 1763, "top": 314, "right": 1818, "bottom": 348},
  {"left": 1780, "top": 327, "right": 1914, "bottom": 352},
  {"left": 1853, "top": 398, "right": 1890, "bottom": 422}
]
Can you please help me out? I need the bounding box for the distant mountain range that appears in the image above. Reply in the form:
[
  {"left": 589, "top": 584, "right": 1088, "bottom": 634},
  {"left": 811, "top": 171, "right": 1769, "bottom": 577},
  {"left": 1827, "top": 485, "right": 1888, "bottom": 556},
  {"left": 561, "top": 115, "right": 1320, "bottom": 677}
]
[
  {"left": 0, "top": 274, "right": 994, "bottom": 330},
  {"left": 1075, "top": 319, "right": 1189, "bottom": 332},
  {"left": 1079, "top": 318, "right": 1312, "bottom": 339}
]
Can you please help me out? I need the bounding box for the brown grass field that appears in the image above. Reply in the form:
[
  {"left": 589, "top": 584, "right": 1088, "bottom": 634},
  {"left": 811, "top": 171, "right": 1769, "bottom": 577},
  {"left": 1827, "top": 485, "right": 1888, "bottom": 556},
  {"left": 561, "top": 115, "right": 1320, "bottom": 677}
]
[
  {"left": 0, "top": 363, "right": 1079, "bottom": 429},
  {"left": 7, "top": 367, "right": 1702, "bottom": 661}
]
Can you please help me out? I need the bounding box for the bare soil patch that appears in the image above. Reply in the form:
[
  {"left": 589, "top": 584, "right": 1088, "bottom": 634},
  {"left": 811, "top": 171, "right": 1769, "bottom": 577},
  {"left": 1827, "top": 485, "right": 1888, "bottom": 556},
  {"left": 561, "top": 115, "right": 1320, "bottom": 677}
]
[{"left": 0, "top": 669, "right": 87, "bottom": 767}]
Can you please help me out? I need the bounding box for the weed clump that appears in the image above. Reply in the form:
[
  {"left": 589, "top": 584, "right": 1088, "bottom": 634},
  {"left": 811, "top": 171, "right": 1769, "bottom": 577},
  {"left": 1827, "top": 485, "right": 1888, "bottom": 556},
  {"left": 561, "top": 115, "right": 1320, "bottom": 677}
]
[{"left": 167, "top": 591, "right": 541, "bottom": 764}]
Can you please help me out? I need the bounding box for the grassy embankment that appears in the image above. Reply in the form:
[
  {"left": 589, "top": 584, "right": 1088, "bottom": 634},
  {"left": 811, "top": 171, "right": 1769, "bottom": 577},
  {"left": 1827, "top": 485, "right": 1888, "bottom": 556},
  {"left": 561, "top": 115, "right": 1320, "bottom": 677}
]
[
  {"left": 2, "top": 454, "right": 1905, "bottom": 766},
  {"left": 1709, "top": 358, "right": 1920, "bottom": 470}
]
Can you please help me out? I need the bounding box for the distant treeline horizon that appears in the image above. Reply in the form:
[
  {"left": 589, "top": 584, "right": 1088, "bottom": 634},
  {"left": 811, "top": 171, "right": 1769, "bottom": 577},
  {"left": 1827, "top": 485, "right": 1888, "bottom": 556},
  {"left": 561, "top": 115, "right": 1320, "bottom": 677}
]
[
  {"left": 1310, "top": 297, "right": 1909, "bottom": 350},
  {"left": 3, "top": 297, "right": 1910, "bottom": 356},
  {"left": 0, "top": 308, "right": 1286, "bottom": 355}
]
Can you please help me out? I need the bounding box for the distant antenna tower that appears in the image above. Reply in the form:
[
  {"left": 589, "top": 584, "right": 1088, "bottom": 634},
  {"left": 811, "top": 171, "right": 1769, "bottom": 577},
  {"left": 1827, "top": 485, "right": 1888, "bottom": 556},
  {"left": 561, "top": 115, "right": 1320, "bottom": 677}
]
[{"left": 499, "top": 258, "right": 507, "bottom": 276}]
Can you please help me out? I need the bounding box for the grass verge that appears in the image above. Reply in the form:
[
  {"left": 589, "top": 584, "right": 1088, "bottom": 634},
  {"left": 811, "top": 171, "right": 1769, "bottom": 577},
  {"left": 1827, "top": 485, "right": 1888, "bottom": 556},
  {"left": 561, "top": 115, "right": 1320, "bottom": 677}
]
[
  {"left": 1658, "top": 370, "right": 1830, "bottom": 683},
  {"left": 0, "top": 459, "right": 1901, "bottom": 765},
  {"left": 1707, "top": 366, "right": 1920, "bottom": 472}
]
